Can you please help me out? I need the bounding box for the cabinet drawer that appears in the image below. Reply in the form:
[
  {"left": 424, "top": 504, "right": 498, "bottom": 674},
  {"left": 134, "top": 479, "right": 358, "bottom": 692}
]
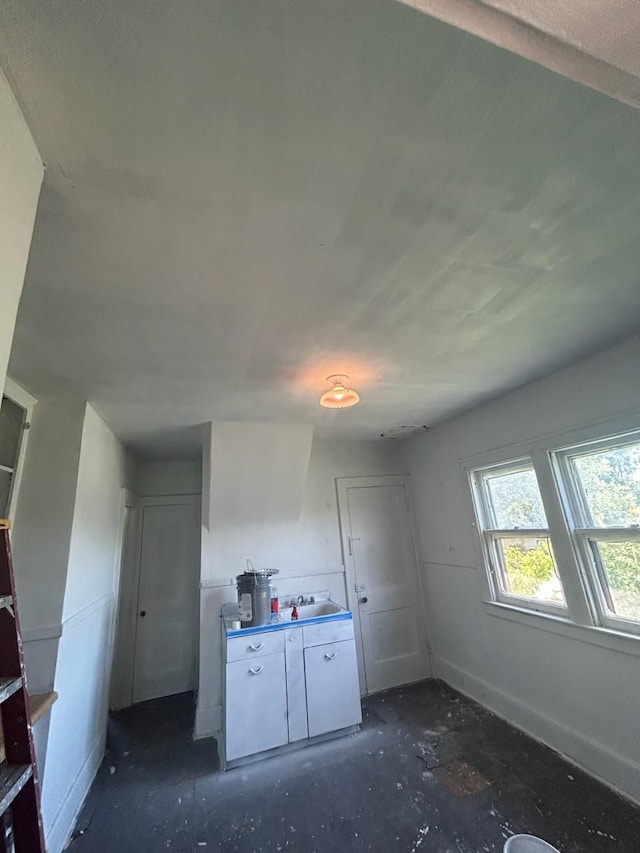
[
  {"left": 227, "top": 630, "right": 284, "bottom": 662},
  {"left": 303, "top": 618, "right": 354, "bottom": 648},
  {"left": 225, "top": 652, "right": 288, "bottom": 761}
]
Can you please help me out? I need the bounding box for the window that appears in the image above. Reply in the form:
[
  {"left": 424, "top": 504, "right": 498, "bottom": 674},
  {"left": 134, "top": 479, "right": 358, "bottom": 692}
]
[
  {"left": 469, "top": 425, "right": 640, "bottom": 639},
  {"left": 0, "top": 396, "right": 27, "bottom": 518},
  {"left": 471, "top": 460, "right": 566, "bottom": 612},
  {"left": 557, "top": 435, "right": 640, "bottom": 631}
]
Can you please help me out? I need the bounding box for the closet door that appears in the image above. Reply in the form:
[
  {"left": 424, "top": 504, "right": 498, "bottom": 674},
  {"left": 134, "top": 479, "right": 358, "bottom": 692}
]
[{"left": 132, "top": 497, "right": 200, "bottom": 703}]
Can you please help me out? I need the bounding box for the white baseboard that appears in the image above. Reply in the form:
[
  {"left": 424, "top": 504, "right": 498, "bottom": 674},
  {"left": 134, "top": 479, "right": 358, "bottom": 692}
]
[
  {"left": 195, "top": 703, "right": 221, "bottom": 740},
  {"left": 45, "top": 734, "right": 103, "bottom": 853},
  {"left": 437, "top": 657, "right": 640, "bottom": 807}
]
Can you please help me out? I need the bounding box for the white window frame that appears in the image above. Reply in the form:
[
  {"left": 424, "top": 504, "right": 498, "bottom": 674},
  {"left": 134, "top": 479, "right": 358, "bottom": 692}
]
[
  {"left": 470, "top": 457, "right": 568, "bottom": 617},
  {"left": 554, "top": 429, "right": 640, "bottom": 637},
  {"left": 1, "top": 379, "right": 36, "bottom": 526}
]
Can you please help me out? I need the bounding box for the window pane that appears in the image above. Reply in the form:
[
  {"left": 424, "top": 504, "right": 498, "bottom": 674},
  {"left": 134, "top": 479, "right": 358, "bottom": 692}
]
[
  {"left": 0, "top": 469, "right": 12, "bottom": 517},
  {"left": 573, "top": 443, "right": 640, "bottom": 527},
  {"left": 495, "top": 537, "right": 565, "bottom": 604},
  {"left": 484, "top": 467, "right": 547, "bottom": 528},
  {"left": 0, "top": 396, "right": 24, "bottom": 471},
  {"left": 591, "top": 540, "right": 640, "bottom": 622}
]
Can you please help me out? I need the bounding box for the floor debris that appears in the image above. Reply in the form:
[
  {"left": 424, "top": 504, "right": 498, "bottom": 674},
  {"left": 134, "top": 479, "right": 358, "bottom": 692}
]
[{"left": 67, "top": 683, "right": 640, "bottom": 852}]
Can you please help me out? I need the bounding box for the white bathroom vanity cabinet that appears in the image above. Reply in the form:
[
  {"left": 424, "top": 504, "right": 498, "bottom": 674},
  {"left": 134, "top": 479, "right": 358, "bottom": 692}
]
[{"left": 221, "top": 608, "right": 362, "bottom": 768}]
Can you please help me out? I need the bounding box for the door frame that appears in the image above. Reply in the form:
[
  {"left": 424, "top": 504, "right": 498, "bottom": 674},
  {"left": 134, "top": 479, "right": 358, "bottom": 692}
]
[
  {"left": 109, "top": 489, "right": 140, "bottom": 710},
  {"left": 336, "top": 475, "right": 431, "bottom": 695},
  {"left": 111, "top": 493, "right": 200, "bottom": 709}
]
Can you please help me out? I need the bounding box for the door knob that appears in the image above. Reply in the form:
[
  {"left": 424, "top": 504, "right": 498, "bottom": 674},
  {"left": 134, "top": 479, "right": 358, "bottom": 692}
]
[
  {"left": 359, "top": 597, "right": 368, "bottom": 605},
  {"left": 139, "top": 610, "right": 146, "bottom": 617}
]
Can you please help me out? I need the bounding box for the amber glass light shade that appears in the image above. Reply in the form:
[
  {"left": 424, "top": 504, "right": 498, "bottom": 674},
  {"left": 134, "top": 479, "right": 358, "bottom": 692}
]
[{"left": 319, "top": 375, "right": 360, "bottom": 408}]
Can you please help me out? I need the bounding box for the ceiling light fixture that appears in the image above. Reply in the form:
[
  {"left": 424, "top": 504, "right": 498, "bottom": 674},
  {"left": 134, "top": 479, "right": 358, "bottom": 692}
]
[{"left": 319, "top": 375, "right": 360, "bottom": 409}]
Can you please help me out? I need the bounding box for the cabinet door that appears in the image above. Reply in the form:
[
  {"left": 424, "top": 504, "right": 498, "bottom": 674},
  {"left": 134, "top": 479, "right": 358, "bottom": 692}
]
[
  {"left": 225, "top": 652, "right": 288, "bottom": 760},
  {"left": 305, "top": 640, "right": 362, "bottom": 738}
]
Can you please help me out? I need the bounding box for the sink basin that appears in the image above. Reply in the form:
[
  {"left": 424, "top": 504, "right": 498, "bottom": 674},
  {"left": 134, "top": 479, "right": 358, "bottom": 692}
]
[
  {"left": 279, "top": 601, "right": 344, "bottom": 622},
  {"left": 297, "top": 601, "right": 343, "bottom": 619}
]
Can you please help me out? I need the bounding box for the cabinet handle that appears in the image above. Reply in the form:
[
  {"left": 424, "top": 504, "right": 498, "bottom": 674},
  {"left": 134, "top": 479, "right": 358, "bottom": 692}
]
[
  {"left": 248, "top": 642, "right": 264, "bottom": 652},
  {"left": 249, "top": 666, "right": 264, "bottom": 675},
  {"left": 324, "top": 652, "right": 337, "bottom": 660}
]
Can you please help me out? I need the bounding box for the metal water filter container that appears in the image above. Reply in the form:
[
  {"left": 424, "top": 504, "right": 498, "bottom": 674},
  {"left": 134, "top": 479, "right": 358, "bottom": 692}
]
[{"left": 236, "top": 568, "right": 279, "bottom": 627}]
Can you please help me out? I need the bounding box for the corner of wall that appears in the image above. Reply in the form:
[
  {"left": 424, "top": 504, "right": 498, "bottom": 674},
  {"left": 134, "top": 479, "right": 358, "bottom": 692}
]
[{"left": 0, "top": 66, "right": 43, "bottom": 389}]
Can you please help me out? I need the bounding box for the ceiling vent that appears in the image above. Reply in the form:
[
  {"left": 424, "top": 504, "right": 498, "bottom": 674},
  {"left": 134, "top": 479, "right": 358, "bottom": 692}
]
[{"left": 380, "top": 425, "right": 429, "bottom": 440}]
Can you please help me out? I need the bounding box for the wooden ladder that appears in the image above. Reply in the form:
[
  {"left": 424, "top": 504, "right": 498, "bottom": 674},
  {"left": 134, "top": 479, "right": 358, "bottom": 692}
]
[{"left": 0, "top": 521, "right": 46, "bottom": 852}]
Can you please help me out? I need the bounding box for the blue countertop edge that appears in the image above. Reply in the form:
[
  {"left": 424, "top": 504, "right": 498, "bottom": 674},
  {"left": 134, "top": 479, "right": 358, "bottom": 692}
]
[{"left": 224, "top": 611, "right": 353, "bottom": 637}]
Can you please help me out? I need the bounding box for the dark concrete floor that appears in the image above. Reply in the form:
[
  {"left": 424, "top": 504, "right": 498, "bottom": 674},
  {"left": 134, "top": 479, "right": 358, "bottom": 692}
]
[{"left": 69, "top": 681, "right": 640, "bottom": 852}]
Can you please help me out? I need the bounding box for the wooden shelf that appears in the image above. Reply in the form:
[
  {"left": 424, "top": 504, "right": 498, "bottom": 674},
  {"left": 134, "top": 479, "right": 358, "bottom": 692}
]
[
  {"left": 0, "top": 677, "right": 22, "bottom": 704},
  {"left": 0, "top": 763, "right": 32, "bottom": 814},
  {"left": 29, "top": 692, "right": 58, "bottom": 727},
  {"left": 0, "top": 692, "right": 57, "bottom": 763}
]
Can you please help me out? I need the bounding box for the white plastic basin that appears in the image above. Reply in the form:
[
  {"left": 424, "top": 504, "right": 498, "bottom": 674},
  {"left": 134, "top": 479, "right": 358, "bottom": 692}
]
[
  {"left": 297, "top": 601, "right": 342, "bottom": 619},
  {"left": 504, "top": 835, "right": 560, "bottom": 853},
  {"left": 279, "top": 601, "right": 344, "bottom": 622}
]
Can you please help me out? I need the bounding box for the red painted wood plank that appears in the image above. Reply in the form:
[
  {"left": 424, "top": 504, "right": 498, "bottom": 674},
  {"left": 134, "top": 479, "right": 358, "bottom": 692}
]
[{"left": 0, "top": 530, "right": 45, "bottom": 852}]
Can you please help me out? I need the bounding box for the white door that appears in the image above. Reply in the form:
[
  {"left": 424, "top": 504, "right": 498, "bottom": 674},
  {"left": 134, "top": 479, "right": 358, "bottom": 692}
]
[
  {"left": 132, "top": 498, "right": 200, "bottom": 703},
  {"left": 340, "top": 479, "right": 430, "bottom": 694}
]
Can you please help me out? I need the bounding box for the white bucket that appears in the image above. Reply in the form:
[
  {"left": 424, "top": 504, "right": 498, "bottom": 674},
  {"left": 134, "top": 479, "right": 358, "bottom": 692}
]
[{"left": 504, "top": 835, "right": 561, "bottom": 853}]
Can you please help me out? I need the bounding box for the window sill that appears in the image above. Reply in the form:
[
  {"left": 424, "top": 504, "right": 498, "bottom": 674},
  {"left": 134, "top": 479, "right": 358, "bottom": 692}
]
[
  {"left": 485, "top": 600, "right": 640, "bottom": 659},
  {"left": 495, "top": 594, "right": 567, "bottom": 618}
]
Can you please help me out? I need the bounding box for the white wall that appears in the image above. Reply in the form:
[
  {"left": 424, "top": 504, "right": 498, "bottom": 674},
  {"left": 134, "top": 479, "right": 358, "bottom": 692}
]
[
  {"left": 44, "top": 405, "right": 130, "bottom": 852},
  {"left": 43, "top": 599, "right": 117, "bottom": 853},
  {"left": 133, "top": 459, "right": 201, "bottom": 496},
  {"left": 63, "top": 405, "right": 132, "bottom": 619},
  {"left": 0, "top": 68, "right": 43, "bottom": 392},
  {"left": 196, "top": 434, "right": 406, "bottom": 737},
  {"left": 405, "top": 333, "right": 640, "bottom": 804},
  {"left": 12, "top": 401, "right": 85, "bottom": 637},
  {"left": 12, "top": 400, "right": 133, "bottom": 852},
  {"left": 206, "top": 422, "right": 315, "bottom": 576}
]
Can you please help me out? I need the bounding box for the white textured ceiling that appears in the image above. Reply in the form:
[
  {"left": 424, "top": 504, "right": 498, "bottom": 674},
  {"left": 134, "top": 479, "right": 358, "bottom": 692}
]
[
  {"left": 1, "top": 0, "right": 640, "bottom": 459},
  {"left": 401, "top": 0, "right": 640, "bottom": 107},
  {"left": 481, "top": 0, "right": 640, "bottom": 77}
]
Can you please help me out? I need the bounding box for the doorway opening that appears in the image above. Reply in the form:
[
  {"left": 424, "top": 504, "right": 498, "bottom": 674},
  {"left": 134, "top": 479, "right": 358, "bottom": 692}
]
[{"left": 110, "top": 460, "right": 201, "bottom": 710}]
